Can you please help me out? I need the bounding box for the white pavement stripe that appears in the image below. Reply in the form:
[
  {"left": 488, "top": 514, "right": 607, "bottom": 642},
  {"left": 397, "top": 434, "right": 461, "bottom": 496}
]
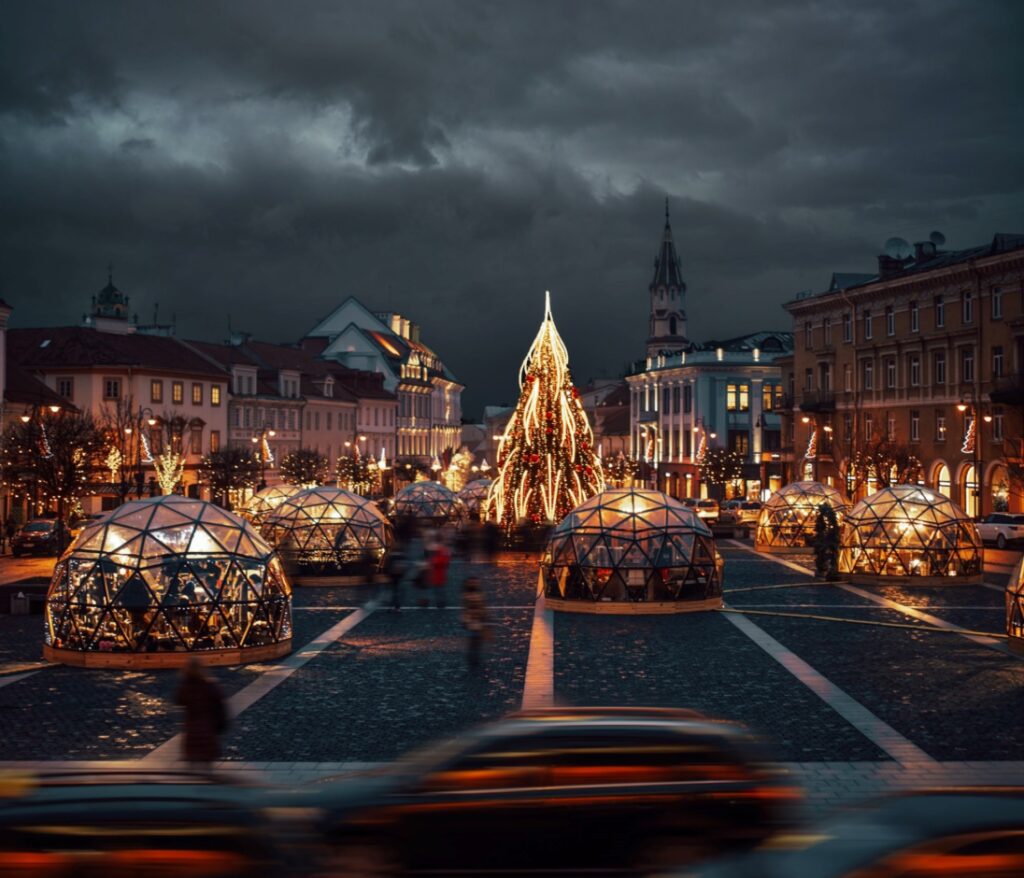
[
  {"left": 144, "top": 601, "right": 378, "bottom": 763},
  {"left": 723, "top": 611, "right": 936, "bottom": 766},
  {"left": 0, "top": 670, "right": 40, "bottom": 689},
  {"left": 521, "top": 597, "right": 554, "bottom": 710},
  {"left": 723, "top": 540, "right": 813, "bottom": 575},
  {"left": 837, "top": 583, "right": 1016, "bottom": 657}
]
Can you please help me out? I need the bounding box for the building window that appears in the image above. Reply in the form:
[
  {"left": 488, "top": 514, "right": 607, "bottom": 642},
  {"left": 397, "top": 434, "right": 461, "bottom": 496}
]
[
  {"left": 934, "top": 351, "right": 946, "bottom": 385},
  {"left": 672, "top": 386, "right": 680, "bottom": 414},
  {"left": 993, "top": 408, "right": 1004, "bottom": 442},
  {"left": 210, "top": 430, "right": 221, "bottom": 453},
  {"left": 909, "top": 355, "right": 920, "bottom": 386},
  {"left": 992, "top": 288, "right": 1003, "bottom": 320},
  {"left": 775, "top": 385, "right": 783, "bottom": 409},
  {"left": 910, "top": 301, "right": 919, "bottom": 332},
  {"left": 192, "top": 383, "right": 203, "bottom": 405},
  {"left": 864, "top": 414, "right": 873, "bottom": 440},
  {"left": 962, "top": 290, "right": 973, "bottom": 325},
  {"left": 211, "top": 385, "right": 221, "bottom": 406},
  {"left": 726, "top": 383, "right": 749, "bottom": 411},
  {"left": 662, "top": 388, "right": 671, "bottom": 413},
  {"left": 910, "top": 411, "right": 920, "bottom": 442},
  {"left": 103, "top": 377, "right": 121, "bottom": 400},
  {"left": 887, "top": 414, "right": 896, "bottom": 441},
  {"left": 57, "top": 377, "right": 74, "bottom": 400},
  {"left": 824, "top": 317, "right": 832, "bottom": 345},
  {"left": 150, "top": 380, "right": 163, "bottom": 403},
  {"left": 864, "top": 309, "right": 872, "bottom": 340},
  {"left": 172, "top": 381, "right": 184, "bottom": 404},
  {"left": 683, "top": 385, "right": 692, "bottom": 413},
  {"left": 326, "top": 412, "right": 333, "bottom": 430},
  {"left": 842, "top": 312, "right": 852, "bottom": 342},
  {"left": 804, "top": 322, "right": 812, "bottom": 349},
  {"left": 844, "top": 364, "right": 852, "bottom": 392},
  {"left": 934, "top": 295, "right": 945, "bottom": 328},
  {"left": 803, "top": 369, "right": 813, "bottom": 392},
  {"left": 231, "top": 407, "right": 240, "bottom": 428},
  {"left": 993, "top": 345, "right": 1004, "bottom": 378},
  {"left": 728, "top": 430, "right": 749, "bottom": 456},
  {"left": 886, "top": 306, "right": 895, "bottom": 336},
  {"left": 961, "top": 348, "right": 974, "bottom": 383},
  {"left": 314, "top": 412, "right": 320, "bottom": 430},
  {"left": 190, "top": 427, "right": 202, "bottom": 452},
  {"left": 863, "top": 360, "right": 873, "bottom": 390},
  {"left": 244, "top": 407, "right": 252, "bottom": 428},
  {"left": 886, "top": 358, "right": 896, "bottom": 389},
  {"left": 936, "top": 413, "right": 947, "bottom": 442},
  {"left": 762, "top": 383, "right": 775, "bottom": 411}
]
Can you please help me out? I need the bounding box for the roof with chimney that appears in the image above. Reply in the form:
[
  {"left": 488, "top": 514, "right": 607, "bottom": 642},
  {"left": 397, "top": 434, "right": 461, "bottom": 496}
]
[{"left": 650, "top": 200, "right": 686, "bottom": 291}]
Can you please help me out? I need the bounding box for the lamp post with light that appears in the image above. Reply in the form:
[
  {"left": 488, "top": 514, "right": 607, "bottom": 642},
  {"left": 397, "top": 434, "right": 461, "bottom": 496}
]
[
  {"left": 17, "top": 402, "right": 65, "bottom": 518},
  {"left": 123, "top": 406, "right": 157, "bottom": 500},
  {"left": 957, "top": 395, "right": 990, "bottom": 518}
]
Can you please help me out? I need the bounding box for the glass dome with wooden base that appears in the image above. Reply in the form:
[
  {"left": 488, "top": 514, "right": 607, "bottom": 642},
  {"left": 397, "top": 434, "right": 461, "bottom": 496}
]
[
  {"left": 391, "top": 481, "right": 464, "bottom": 525},
  {"left": 44, "top": 496, "right": 292, "bottom": 668},
  {"left": 755, "top": 481, "right": 849, "bottom": 554},
  {"left": 540, "top": 488, "right": 723, "bottom": 614}
]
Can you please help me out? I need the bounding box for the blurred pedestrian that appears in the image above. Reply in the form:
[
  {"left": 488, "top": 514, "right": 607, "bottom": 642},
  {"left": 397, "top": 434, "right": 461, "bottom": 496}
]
[
  {"left": 426, "top": 536, "right": 451, "bottom": 609},
  {"left": 3, "top": 518, "right": 15, "bottom": 555},
  {"left": 384, "top": 544, "right": 409, "bottom": 612},
  {"left": 461, "top": 576, "right": 488, "bottom": 668},
  {"left": 175, "top": 658, "right": 227, "bottom": 770}
]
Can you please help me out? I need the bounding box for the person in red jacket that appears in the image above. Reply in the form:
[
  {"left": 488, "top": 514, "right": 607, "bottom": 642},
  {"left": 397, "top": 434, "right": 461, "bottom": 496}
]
[{"left": 426, "top": 537, "right": 451, "bottom": 609}]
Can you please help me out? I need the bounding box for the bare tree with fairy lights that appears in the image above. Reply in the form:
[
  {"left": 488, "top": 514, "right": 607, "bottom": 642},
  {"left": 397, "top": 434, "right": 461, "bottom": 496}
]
[
  {"left": 199, "top": 447, "right": 261, "bottom": 509},
  {"left": 280, "top": 448, "right": 329, "bottom": 486},
  {"left": 487, "top": 292, "right": 604, "bottom": 531}
]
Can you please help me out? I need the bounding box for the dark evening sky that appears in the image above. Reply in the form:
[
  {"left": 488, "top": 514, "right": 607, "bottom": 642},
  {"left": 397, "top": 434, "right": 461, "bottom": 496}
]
[{"left": 2, "top": 1, "right": 1022, "bottom": 417}]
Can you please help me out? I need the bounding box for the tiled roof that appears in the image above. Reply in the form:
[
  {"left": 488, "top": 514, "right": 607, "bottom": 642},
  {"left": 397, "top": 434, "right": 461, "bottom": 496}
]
[
  {"left": 4, "top": 362, "right": 74, "bottom": 410},
  {"left": 9, "top": 327, "right": 226, "bottom": 378}
]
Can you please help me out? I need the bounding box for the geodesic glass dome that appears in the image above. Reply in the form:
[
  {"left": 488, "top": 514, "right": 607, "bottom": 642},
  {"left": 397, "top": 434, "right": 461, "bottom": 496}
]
[
  {"left": 540, "top": 488, "right": 723, "bottom": 611},
  {"left": 839, "top": 484, "right": 983, "bottom": 581},
  {"left": 44, "top": 496, "right": 292, "bottom": 667},
  {"left": 262, "top": 486, "right": 393, "bottom": 578},
  {"left": 457, "top": 479, "right": 493, "bottom": 518},
  {"left": 244, "top": 484, "right": 300, "bottom": 527},
  {"left": 391, "top": 481, "right": 464, "bottom": 525},
  {"left": 756, "top": 481, "right": 849, "bottom": 553}
]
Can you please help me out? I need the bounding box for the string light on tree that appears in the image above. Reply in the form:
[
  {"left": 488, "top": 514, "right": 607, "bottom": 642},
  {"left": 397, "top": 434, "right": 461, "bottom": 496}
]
[{"left": 487, "top": 292, "right": 604, "bottom": 530}]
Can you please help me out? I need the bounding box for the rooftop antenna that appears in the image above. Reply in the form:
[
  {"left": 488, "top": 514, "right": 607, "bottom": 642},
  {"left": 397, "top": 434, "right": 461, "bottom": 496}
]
[
  {"left": 929, "top": 230, "right": 946, "bottom": 247},
  {"left": 884, "top": 237, "right": 912, "bottom": 260}
]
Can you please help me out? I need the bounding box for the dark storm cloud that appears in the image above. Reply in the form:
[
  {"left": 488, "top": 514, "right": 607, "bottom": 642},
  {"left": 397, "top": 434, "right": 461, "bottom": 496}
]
[{"left": 1, "top": 0, "right": 1022, "bottom": 415}]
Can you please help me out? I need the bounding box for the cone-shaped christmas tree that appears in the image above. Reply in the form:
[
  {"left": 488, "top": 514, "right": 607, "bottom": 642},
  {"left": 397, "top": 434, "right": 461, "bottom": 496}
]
[{"left": 487, "top": 292, "right": 604, "bottom": 531}]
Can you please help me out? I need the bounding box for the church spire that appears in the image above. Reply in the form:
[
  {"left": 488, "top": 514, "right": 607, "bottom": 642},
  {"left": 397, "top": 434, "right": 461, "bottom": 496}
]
[
  {"left": 645, "top": 199, "right": 688, "bottom": 357},
  {"left": 651, "top": 199, "right": 686, "bottom": 292}
]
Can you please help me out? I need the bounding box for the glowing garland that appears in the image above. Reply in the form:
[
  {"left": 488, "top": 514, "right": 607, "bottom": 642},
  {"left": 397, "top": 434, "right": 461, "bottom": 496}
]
[
  {"left": 106, "top": 446, "right": 123, "bottom": 482},
  {"left": 153, "top": 448, "right": 186, "bottom": 495},
  {"left": 39, "top": 422, "right": 53, "bottom": 459},
  {"left": 486, "top": 292, "right": 604, "bottom": 530},
  {"left": 961, "top": 414, "right": 976, "bottom": 455},
  {"left": 804, "top": 428, "right": 818, "bottom": 461}
]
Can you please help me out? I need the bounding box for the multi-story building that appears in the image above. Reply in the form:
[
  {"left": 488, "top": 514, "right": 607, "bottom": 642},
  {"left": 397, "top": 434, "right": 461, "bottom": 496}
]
[
  {"left": 627, "top": 209, "right": 792, "bottom": 499},
  {"left": 627, "top": 333, "right": 792, "bottom": 499},
  {"left": 303, "top": 297, "right": 463, "bottom": 463},
  {"left": 783, "top": 232, "right": 1024, "bottom": 515}
]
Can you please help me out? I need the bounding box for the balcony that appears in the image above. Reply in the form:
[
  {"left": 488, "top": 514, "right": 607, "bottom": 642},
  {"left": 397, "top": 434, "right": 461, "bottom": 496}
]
[
  {"left": 990, "top": 377, "right": 1024, "bottom": 406},
  {"left": 799, "top": 390, "right": 836, "bottom": 413}
]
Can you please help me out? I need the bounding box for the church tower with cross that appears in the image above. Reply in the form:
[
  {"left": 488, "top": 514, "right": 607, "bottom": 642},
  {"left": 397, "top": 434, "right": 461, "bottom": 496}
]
[{"left": 646, "top": 200, "right": 689, "bottom": 357}]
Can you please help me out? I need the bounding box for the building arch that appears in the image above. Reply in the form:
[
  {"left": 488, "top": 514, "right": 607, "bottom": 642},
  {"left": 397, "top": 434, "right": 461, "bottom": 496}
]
[
  {"left": 955, "top": 461, "right": 978, "bottom": 517},
  {"left": 931, "top": 460, "right": 952, "bottom": 499},
  {"left": 985, "top": 460, "right": 1011, "bottom": 513}
]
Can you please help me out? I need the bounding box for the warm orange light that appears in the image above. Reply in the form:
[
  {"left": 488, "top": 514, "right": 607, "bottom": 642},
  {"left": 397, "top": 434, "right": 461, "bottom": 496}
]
[
  {"left": 801, "top": 416, "right": 810, "bottom": 424},
  {"left": 48, "top": 405, "right": 61, "bottom": 414},
  {"left": 268, "top": 429, "right": 276, "bottom": 437},
  {"left": 250, "top": 436, "right": 258, "bottom": 444},
  {"left": 20, "top": 414, "right": 30, "bottom": 423},
  {"left": 124, "top": 427, "right": 133, "bottom": 435},
  {"left": 957, "top": 402, "right": 968, "bottom": 412},
  {"left": 147, "top": 418, "right": 157, "bottom": 426}
]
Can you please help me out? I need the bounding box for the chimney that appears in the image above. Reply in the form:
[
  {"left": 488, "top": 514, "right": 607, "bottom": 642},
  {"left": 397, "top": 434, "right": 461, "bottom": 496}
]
[
  {"left": 913, "top": 240, "right": 936, "bottom": 260},
  {"left": 411, "top": 323, "right": 421, "bottom": 343},
  {"left": 877, "top": 254, "right": 907, "bottom": 280}
]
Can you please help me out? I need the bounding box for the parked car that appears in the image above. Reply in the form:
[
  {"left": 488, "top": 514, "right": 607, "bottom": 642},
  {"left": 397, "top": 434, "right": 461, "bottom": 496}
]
[
  {"left": 687, "top": 789, "right": 1024, "bottom": 878},
  {"left": 721, "top": 500, "right": 762, "bottom": 526},
  {"left": 975, "top": 512, "right": 1024, "bottom": 549},
  {"left": 0, "top": 767, "right": 286, "bottom": 876},
  {"left": 313, "top": 707, "right": 800, "bottom": 875},
  {"left": 11, "top": 518, "right": 68, "bottom": 557}
]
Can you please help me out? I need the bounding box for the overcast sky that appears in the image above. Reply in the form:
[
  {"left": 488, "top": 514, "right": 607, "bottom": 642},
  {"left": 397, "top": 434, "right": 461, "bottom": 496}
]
[{"left": 2, "top": 1, "right": 1021, "bottom": 417}]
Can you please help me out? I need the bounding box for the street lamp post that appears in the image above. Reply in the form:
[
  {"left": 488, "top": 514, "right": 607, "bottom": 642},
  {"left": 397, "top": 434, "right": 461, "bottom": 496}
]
[
  {"left": 124, "top": 407, "right": 157, "bottom": 500},
  {"left": 18, "top": 402, "right": 64, "bottom": 518},
  {"left": 957, "top": 395, "right": 990, "bottom": 518},
  {"left": 251, "top": 426, "right": 276, "bottom": 491}
]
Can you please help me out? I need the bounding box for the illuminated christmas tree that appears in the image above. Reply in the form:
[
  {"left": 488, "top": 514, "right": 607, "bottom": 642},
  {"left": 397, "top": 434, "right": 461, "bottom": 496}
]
[{"left": 488, "top": 292, "right": 604, "bottom": 530}]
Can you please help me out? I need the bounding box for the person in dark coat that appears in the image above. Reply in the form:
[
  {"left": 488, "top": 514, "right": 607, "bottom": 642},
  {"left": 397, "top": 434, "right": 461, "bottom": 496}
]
[
  {"left": 461, "top": 576, "right": 489, "bottom": 669},
  {"left": 175, "top": 658, "right": 227, "bottom": 768}
]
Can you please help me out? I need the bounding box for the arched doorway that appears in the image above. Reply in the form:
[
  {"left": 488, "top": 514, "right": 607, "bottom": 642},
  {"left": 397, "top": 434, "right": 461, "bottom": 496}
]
[
  {"left": 987, "top": 462, "right": 1011, "bottom": 513},
  {"left": 959, "top": 463, "right": 978, "bottom": 517},
  {"left": 932, "top": 461, "right": 951, "bottom": 499}
]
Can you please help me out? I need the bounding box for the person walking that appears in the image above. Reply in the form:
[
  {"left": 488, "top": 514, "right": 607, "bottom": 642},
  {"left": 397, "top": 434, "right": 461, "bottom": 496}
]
[
  {"left": 3, "top": 518, "right": 16, "bottom": 555},
  {"left": 426, "top": 536, "right": 451, "bottom": 609},
  {"left": 384, "top": 544, "right": 409, "bottom": 612},
  {"left": 461, "top": 576, "right": 488, "bottom": 669},
  {"left": 174, "top": 658, "right": 227, "bottom": 770}
]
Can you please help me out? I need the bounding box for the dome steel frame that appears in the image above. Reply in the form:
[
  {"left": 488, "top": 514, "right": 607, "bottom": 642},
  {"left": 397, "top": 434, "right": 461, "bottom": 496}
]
[
  {"left": 457, "top": 478, "right": 493, "bottom": 518},
  {"left": 391, "top": 481, "right": 464, "bottom": 525},
  {"left": 244, "top": 484, "right": 300, "bottom": 527},
  {"left": 755, "top": 481, "right": 849, "bottom": 554},
  {"left": 540, "top": 488, "right": 723, "bottom": 613},
  {"left": 44, "top": 495, "right": 292, "bottom": 668},
  {"left": 839, "top": 484, "right": 983, "bottom": 583},
  {"left": 262, "top": 486, "right": 393, "bottom": 581}
]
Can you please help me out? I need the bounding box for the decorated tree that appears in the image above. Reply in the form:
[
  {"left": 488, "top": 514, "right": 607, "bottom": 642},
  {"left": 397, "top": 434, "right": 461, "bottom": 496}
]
[
  {"left": 336, "top": 450, "right": 380, "bottom": 495},
  {"left": 441, "top": 446, "right": 473, "bottom": 493},
  {"left": 604, "top": 452, "right": 640, "bottom": 488},
  {"left": 488, "top": 293, "right": 604, "bottom": 530},
  {"left": 280, "top": 448, "right": 329, "bottom": 486},
  {"left": 698, "top": 447, "right": 744, "bottom": 498},
  {"left": 199, "top": 447, "right": 260, "bottom": 508}
]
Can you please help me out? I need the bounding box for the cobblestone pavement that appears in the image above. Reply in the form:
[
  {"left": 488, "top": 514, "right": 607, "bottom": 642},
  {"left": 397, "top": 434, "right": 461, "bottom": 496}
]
[{"left": 1, "top": 542, "right": 1022, "bottom": 812}]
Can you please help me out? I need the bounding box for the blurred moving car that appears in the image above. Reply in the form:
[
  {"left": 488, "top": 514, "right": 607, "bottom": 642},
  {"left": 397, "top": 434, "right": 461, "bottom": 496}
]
[
  {"left": 314, "top": 707, "right": 800, "bottom": 875},
  {"left": 721, "top": 500, "right": 762, "bottom": 526},
  {"left": 0, "top": 768, "right": 286, "bottom": 877},
  {"left": 976, "top": 513, "right": 1024, "bottom": 549},
  {"left": 687, "top": 789, "right": 1024, "bottom": 878},
  {"left": 682, "top": 498, "right": 721, "bottom": 523},
  {"left": 10, "top": 519, "right": 68, "bottom": 557}
]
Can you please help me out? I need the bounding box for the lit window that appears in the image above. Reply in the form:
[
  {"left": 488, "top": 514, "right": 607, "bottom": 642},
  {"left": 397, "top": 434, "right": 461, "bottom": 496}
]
[
  {"left": 727, "top": 383, "right": 749, "bottom": 411},
  {"left": 172, "top": 381, "right": 184, "bottom": 404},
  {"left": 151, "top": 379, "right": 163, "bottom": 403},
  {"left": 210, "top": 430, "right": 221, "bottom": 453},
  {"left": 192, "top": 383, "right": 203, "bottom": 405},
  {"left": 211, "top": 385, "right": 221, "bottom": 406},
  {"left": 936, "top": 414, "right": 947, "bottom": 441}
]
